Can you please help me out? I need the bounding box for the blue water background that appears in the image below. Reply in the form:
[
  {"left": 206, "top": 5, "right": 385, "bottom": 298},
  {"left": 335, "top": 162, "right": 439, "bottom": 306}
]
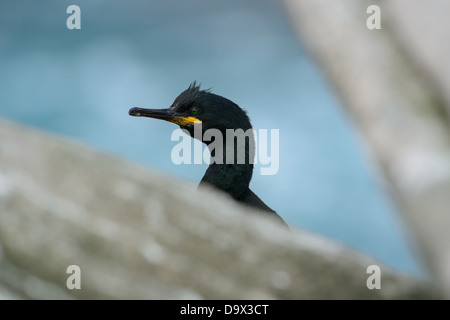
[{"left": 0, "top": 1, "right": 425, "bottom": 275}]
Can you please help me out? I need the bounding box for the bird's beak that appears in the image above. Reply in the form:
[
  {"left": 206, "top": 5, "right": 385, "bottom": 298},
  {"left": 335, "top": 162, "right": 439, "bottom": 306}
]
[{"left": 129, "top": 107, "right": 201, "bottom": 126}]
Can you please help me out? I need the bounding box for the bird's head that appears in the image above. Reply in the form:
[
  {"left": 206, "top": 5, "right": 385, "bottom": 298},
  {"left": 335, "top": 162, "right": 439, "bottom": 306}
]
[{"left": 129, "top": 82, "right": 252, "bottom": 141}]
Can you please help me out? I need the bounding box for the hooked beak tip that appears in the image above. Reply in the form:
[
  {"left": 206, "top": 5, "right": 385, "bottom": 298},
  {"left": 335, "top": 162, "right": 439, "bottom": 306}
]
[{"left": 128, "top": 107, "right": 141, "bottom": 117}]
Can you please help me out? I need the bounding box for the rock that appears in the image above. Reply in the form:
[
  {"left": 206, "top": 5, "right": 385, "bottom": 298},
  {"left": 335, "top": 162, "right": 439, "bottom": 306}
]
[
  {"left": 280, "top": 0, "right": 450, "bottom": 298},
  {"left": 0, "top": 119, "right": 439, "bottom": 299}
]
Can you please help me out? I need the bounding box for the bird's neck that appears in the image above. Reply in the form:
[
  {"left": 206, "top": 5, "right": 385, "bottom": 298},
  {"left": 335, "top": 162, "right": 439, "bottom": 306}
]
[{"left": 200, "top": 133, "right": 254, "bottom": 201}]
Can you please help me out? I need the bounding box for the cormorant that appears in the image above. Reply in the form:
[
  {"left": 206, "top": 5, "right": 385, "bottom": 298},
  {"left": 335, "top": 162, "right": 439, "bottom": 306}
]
[{"left": 129, "top": 82, "right": 287, "bottom": 226}]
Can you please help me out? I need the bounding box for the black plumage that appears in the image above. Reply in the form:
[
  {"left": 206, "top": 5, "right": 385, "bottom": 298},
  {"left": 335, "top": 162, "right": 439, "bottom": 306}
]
[{"left": 129, "top": 82, "right": 287, "bottom": 226}]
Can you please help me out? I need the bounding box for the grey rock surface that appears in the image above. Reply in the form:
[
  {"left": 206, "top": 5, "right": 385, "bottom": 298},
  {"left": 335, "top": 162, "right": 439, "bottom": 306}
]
[
  {"left": 280, "top": 0, "right": 450, "bottom": 297},
  {"left": 0, "top": 119, "right": 439, "bottom": 299}
]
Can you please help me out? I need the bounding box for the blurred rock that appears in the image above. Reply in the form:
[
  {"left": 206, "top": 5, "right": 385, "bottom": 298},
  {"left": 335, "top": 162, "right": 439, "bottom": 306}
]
[
  {"left": 0, "top": 119, "right": 439, "bottom": 299},
  {"left": 281, "top": 0, "right": 450, "bottom": 297}
]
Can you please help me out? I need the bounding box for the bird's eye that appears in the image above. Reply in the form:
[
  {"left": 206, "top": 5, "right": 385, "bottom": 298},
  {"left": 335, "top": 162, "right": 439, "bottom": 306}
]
[{"left": 190, "top": 107, "right": 199, "bottom": 116}]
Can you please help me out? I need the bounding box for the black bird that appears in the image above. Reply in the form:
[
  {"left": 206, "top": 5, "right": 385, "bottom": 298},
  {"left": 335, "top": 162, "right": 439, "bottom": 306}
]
[{"left": 129, "top": 82, "right": 287, "bottom": 226}]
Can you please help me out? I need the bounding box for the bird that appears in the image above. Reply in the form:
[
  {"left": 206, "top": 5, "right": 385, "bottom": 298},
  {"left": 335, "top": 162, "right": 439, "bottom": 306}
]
[{"left": 129, "top": 82, "right": 287, "bottom": 226}]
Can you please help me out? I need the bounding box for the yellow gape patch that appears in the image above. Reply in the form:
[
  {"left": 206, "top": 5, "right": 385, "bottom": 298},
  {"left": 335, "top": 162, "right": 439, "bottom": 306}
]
[{"left": 171, "top": 116, "right": 202, "bottom": 126}]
